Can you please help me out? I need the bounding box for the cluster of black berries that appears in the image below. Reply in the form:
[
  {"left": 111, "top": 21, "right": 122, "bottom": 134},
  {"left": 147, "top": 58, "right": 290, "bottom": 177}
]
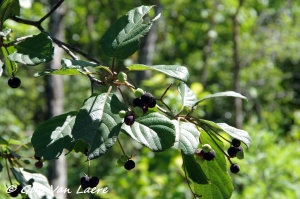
[
  {"left": 227, "top": 138, "right": 244, "bottom": 174},
  {"left": 120, "top": 88, "right": 156, "bottom": 126},
  {"left": 8, "top": 185, "right": 23, "bottom": 197},
  {"left": 195, "top": 144, "right": 216, "bottom": 161},
  {"left": 8, "top": 77, "right": 21, "bottom": 88},
  {"left": 34, "top": 154, "right": 43, "bottom": 169},
  {"left": 80, "top": 176, "right": 99, "bottom": 190}
]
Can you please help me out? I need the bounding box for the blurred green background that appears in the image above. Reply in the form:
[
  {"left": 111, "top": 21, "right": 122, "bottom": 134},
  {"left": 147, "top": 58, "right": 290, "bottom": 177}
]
[{"left": 0, "top": 0, "right": 300, "bottom": 198}]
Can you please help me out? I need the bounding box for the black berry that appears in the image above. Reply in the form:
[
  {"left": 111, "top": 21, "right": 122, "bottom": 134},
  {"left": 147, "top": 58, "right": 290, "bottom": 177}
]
[
  {"left": 124, "top": 159, "right": 135, "bottom": 170},
  {"left": 141, "top": 105, "right": 148, "bottom": 114},
  {"left": 124, "top": 113, "right": 135, "bottom": 126},
  {"left": 16, "top": 185, "right": 23, "bottom": 194},
  {"left": 8, "top": 77, "right": 21, "bottom": 88},
  {"left": 9, "top": 191, "right": 19, "bottom": 197},
  {"left": 35, "top": 161, "right": 43, "bottom": 168},
  {"left": 203, "top": 149, "right": 216, "bottom": 161},
  {"left": 89, "top": 176, "right": 99, "bottom": 188},
  {"left": 141, "top": 92, "right": 153, "bottom": 105},
  {"left": 132, "top": 98, "right": 143, "bottom": 107},
  {"left": 195, "top": 149, "right": 204, "bottom": 158},
  {"left": 80, "top": 176, "right": 90, "bottom": 190},
  {"left": 148, "top": 98, "right": 156, "bottom": 108},
  {"left": 84, "top": 148, "right": 88, "bottom": 156},
  {"left": 227, "top": 147, "right": 238, "bottom": 158},
  {"left": 230, "top": 163, "right": 240, "bottom": 173},
  {"left": 231, "top": 138, "right": 241, "bottom": 147}
]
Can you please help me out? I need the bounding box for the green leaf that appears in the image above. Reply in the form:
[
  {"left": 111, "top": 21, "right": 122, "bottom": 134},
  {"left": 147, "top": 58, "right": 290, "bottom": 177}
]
[
  {"left": 34, "top": 58, "right": 106, "bottom": 77},
  {"left": 193, "top": 91, "right": 248, "bottom": 107},
  {"left": 172, "top": 121, "right": 200, "bottom": 155},
  {"left": 199, "top": 119, "right": 251, "bottom": 148},
  {"left": 0, "top": 0, "right": 20, "bottom": 25},
  {"left": 8, "top": 32, "right": 54, "bottom": 66},
  {"left": 11, "top": 168, "right": 56, "bottom": 199},
  {"left": 31, "top": 111, "right": 77, "bottom": 160},
  {"left": 1, "top": 46, "right": 15, "bottom": 76},
  {"left": 177, "top": 82, "right": 198, "bottom": 109},
  {"left": 194, "top": 129, "right": 234, "bottom": 199},
  {"left": 182, "top": 152, "right": 208, "bottom": 184},
  {"left": 0, "top": 163, "right": 2, "bottom": 172},
  {"left": 100, "top": 5, "right": 160, "bottom": 59},
  {"left": 73, "top": 139, "right": 89, "bottom": 153},
  {"left": 72, "top": 93, "right": 127, "bottom": 160},
  {"left": 0, "top": 28, "right": 11, "bottom": 36},
  {"left": 121, "top": 112, "right": 176, "bottom": 151},
  {"left": 127, "top": 64, "right": 189, "bottom": 82},
  {"left": 0, "top": 136, "right": 8, "bottom": 145}
]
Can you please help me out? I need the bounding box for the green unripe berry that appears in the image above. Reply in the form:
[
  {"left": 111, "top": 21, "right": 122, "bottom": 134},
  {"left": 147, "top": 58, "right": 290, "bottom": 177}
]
[
  {"left": 134, "top": 88, "right": 144, "bottom": 98},
  {"left": 117, "top": 159, "right": 124, "bottom": 166},
  {"left": 119, "top": 110, "right": 127, "bottom": 118},
  {"left": 133, "top": 106, "right": 144, "bottom": 116},
  {"left": 202, "top": 144, "right": 212, "bottom": 153},
  {"left": 120, "top": 154, "right": 130, "bottom": 162},
  {"left": 236, "top": 150, "right": 244, "bottom": 159},
  {"left": 117, "top": 72, "right": 127, "bottom": 82}
]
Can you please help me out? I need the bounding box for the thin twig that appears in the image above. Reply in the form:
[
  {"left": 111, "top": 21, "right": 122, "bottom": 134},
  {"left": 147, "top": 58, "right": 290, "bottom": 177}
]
[
  {"left": 39, "top": 0, "right": 65, "bottom": 23},
  {"left": 117, "top": 138, "right": 126, "bottom": 155},
  {"left": 5, "top": 158, "right": 13, "bottom": 185}
]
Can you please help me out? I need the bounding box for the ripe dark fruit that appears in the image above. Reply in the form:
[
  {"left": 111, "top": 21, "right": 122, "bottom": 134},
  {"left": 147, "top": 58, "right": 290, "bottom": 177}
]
[
  {"left": 195, "top": 149, "right": 204, "bottom": 158},
  {"left": 227, "top": 146, "right": 238, "bottom": 158},
  {"left": 124, "top": 113, "right": 135, "bottom": 126},
  {"left": 80, "top": 176, "right": 90, "bottom": 190},
  {"left": 124, "top": 159, "right": 135, "bottom": 170},
  {"left": 230, "top": 163, "right": 240, "bottom": 174},
  {"left": 9, "top": 190, "right": 19, "bottom": 197},
  {"left": 16, "top": 185, "right": 23, "bottom": 194},
  {"left": 141, "top": 105, "right": 148, "bottom": 114},
  {"left": 203, "top": 149, "right": 216, "bottom": 161},
  {"left": 148, "top": 98, "right": 156, "bottom": 108},
  {"left": 235, "top": 145, "right": 244, "bottom": 152},
  {"left": 132, "top": 98, "right": 143, "bottom": 107},
  {"left": 8, "top": 77, "right": 21, "bottom": 88},
  {"left": 35, "top": 161, "right": 43, "bottom": 168},
  {"left": 9, "top": 184, "right": 23, "bottom": 197},
  {"left": 89, "top": 176, "right": 99, "bottom": 188},
  {"left": 231, "top": 138, "right": 241, "bottom": 147},
  {"left": 141, "top": 92, "right": 153, "bottom": 105}
]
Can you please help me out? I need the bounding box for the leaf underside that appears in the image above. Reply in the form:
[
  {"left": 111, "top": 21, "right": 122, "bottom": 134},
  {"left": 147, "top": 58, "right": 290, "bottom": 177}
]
[{"left": 127, "top": 64, "right": 189, "bottom": 82}]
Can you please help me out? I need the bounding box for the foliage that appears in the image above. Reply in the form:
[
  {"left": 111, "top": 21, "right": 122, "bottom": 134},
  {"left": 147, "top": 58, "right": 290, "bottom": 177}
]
[{"left": 0, "top": 2, "right": 252, "bottom": 199}]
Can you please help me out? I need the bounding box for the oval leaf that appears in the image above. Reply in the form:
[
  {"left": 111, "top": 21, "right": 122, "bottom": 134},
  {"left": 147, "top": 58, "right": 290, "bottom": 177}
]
[
  {"left": 8, "top": 32, "right": 54, "bottom": 66},
  {"left": 72, "top": 93, "right": 127, "bottom": 160},
  {"left": 182, "top": 152, "right": 208, "bottom": 184},
  {"left": 199, "top": 119, "right": 251, "bottom": 148},
  {"left": 31, "top": 111, "right": 77, "bottom": 160},
  {"left": 127, "top": 64, "right": 189, "bottom": 82},
  {"left": 100, "top": 5, "right": 160, "bottom": 59},
  {"left": 11, "top": 168, "right": 56, "bottom": 199},
  {"left": 0, "top": 0, "right": 20, "bottom": 23},
  {"left": 194, "top": 129, "right": 234, "bottom": 199},
  {"left": 193, "top": 91, "right": 248, "bottom": 107},
  {"left": 177, "top": 82, "right": 198, "bottom": 109},
  {"left": 121, "top": 112, "right": 176, "bottom": 151},
  {"left": 172, "top": 120, "right": 200, "bottom": 155}
]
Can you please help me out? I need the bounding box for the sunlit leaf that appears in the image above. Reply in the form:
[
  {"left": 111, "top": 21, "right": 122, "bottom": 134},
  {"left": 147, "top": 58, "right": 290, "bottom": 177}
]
[
  {"left": 100, "top": 5, "right": 160, "bottom": 59},
  {"left": 122, "top": 112, "right": 176, "bottom": 151},
  {"left": 127, "top": 64, "right": 189, "bottom": 82},
  {"left": 177, "top": 82, "right": 198, "bottom": 108}
]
